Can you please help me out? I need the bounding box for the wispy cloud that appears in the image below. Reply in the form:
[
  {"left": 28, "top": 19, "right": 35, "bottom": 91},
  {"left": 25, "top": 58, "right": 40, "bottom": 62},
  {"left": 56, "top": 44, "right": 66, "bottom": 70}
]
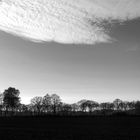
[{"left": 0, "top": 0, "right": 140, "bottom": 44}]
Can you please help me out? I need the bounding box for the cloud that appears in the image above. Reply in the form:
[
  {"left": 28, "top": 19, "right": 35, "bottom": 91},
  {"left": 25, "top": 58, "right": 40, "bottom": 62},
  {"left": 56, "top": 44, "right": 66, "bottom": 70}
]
[{"left": 0, "top": 0, "right": 140, "bottom": 44}]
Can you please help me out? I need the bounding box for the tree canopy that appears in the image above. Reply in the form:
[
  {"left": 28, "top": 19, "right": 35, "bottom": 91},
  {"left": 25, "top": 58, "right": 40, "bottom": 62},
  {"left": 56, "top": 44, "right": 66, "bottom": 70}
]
[{"left": 3, "top": 87, "right": 20, "bottom": 110}]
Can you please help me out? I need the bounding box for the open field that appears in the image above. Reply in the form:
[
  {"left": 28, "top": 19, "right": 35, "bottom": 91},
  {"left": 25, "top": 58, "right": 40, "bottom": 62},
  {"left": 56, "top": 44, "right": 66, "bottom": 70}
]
[{"left": 0, "top": 116, "right": 140, "bottom": 140}]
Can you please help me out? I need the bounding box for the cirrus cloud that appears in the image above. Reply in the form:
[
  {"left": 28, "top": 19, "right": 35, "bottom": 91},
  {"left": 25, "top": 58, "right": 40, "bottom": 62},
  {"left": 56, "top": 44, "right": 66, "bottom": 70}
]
[{"left": 0, "top": 0, "right": 140, "bottom": 44}]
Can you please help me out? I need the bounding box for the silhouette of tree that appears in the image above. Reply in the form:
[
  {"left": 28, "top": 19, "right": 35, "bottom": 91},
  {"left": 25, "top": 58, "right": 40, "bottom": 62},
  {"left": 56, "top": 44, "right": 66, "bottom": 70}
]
[
  {"left": 71, "top": 103, "right": 79, "bottom": 112},
  {"left": 135, "top": 101, "right": 140, "bottom": 115},
  {"left": 100, "top": 102, "right": 114, "bottom": 115},
  {"left": 3, "top": 87, "right": 20, "bottom": 114},
  {"left": 77, "top": 99, "right": 87, "bottom": 112},
  {"left": 87, "top": 100, "right": 99, "bottom": 112},
  {"left": 100, "top": 102, "right": 108, "bottom": 110},
  {"left": 30, "top": 96, "right": 43, "bottom": 115},
  {"left": 113, "top": 99, "right": 122, "bottom": 111},
  {"left": 0, "top": 93, "right": 3, "bottom": 115},
  {"left": 1, "top": 87, "right": 140, "bottom": 116},
  {"left": 18, "top": 103, "right": 28, "bottom": 113},
  {"left": 51, "top": 94, "right": 61, "bottom": 114},
  {"left": 128, "top": 101, "right": 135, "bottom": 110},
  {"left": 78, "top": 100, "right": 99, "bottom": 113},
  {"left": 42, "top": 94, "right": 51, "bottom": 113},
  {"left": 62, "top": 103, "right": 72, "bottom": 113},
  {"left": 80, "top": 101, "right": 88, "bottom": 112},
  {"left": 108, "top": 103, "right": 114, "bottom": 110},
  {"left": 100, "top": 102, "right": 114, "bottom": 110},
  {"left": 118, "top": 101, "right": 130, "bottom": 111},
  {"left": 26, "top": 104, "right": 34, "bottom": 115}
]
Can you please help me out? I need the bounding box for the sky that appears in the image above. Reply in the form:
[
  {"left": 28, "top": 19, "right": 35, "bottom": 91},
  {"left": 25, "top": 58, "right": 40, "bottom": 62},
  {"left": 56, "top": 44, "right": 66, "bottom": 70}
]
[{"left": 0, "top": 0, "right": 140, "bottom": 104}]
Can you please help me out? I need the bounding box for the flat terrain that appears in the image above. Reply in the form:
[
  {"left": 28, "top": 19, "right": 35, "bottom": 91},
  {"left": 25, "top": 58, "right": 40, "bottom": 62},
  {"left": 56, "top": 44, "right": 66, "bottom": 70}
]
[{"left": 0, "top": 116, "right": 140, "bottom": 140}]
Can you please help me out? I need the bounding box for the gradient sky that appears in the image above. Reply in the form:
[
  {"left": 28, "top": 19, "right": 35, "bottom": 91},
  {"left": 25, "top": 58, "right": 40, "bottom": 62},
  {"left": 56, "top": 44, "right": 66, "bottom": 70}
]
[
  {"left": 0, "top": 18, "right": 140, "bottom": 104},
  {"left": 0, "top": 0, "right": 140, "bottom": 104}
]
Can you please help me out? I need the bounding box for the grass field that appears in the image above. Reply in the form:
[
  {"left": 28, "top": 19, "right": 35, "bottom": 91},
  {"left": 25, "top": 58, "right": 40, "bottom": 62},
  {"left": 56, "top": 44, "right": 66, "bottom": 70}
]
[{"left": 0, "top": 116, "right": 140, "bottom": 140}]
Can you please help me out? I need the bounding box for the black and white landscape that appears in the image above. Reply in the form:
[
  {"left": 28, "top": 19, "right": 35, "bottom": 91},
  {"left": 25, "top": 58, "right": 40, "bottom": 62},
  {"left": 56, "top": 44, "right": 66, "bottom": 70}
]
[{"left": 0, "top": 0, "right": 140, "bottom": 139}]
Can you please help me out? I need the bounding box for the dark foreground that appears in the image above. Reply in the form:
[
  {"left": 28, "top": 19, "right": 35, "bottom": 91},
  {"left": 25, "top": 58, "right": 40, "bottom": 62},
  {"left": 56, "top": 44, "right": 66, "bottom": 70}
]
[{"left": 0, "top": 116, "right": 140, "bottom": 140}]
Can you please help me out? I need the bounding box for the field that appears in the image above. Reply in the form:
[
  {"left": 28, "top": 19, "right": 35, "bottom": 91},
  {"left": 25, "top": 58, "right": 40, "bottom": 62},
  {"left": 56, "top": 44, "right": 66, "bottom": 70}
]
[{"left": 0, "top": 116, "right": 140, "bottom": 140}]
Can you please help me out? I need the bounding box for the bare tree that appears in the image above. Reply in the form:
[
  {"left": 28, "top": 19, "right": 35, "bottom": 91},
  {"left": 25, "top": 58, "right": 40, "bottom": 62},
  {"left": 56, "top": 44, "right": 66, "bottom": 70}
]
[
  {"left": 42, "top": 94, "right": 51, "bottom": 113},
  {"left": 113, "top": 99, "right": 123, "bottom": 111},
  {"left": 119, "top": 101, "right": 129, "bottom": 111},
  {"left": 88, "top": 100, "right": 99, "bottom": 112},
  {"left": 71, "top": 103, "right": 79, "bottom": 112},
  {"left": 78, "top": 100, "right": 99, "bottom": 113},
  {"left": 77, "top": 99, "right": 87, "bottom": 112},
  {"left": 128, "top": 101, "right": 135, "bottom": 110},
  {"left": 100, "top": 102, "right": 114, "bottom": 110},
  {"left": 62, "top": 103, "right": 72, "bottom": 113},
  {"left": 51, "top": 94, "right": 61, "bottom": 114},
  {"left": 30, "top": 96, "right": 43, "bottom": 115},
  {"left": 100, "top": 102, "right": 109, "bottom": 110},
  {"left": 18, "top": 104, "right": 28, "bottom": 113},
  {"left": 107, "top": 103, "right": 114, "bottom": 110},
  {"left": 80, "top": 101, "right": 88, "bottom": 112}
]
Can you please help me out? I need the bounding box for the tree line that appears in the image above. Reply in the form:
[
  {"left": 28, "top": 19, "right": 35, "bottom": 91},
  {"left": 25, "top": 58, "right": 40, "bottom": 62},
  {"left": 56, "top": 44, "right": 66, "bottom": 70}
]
[{"left": 0, "top": 87, "right": 140, "bottom": 116}]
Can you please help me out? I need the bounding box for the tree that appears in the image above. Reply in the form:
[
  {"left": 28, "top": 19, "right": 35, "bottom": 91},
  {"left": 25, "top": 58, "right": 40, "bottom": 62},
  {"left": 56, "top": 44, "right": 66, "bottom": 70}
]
[
  {"left": 100, "top": 102, "right": 109, "bottom": 110},
  {"left": 42, "top": 94, "right": 52, "bottom": 113},
  {"left": 51, "top": 94, "right": 61, "bottom": 114},
  {"left": 62, "top": 103, "right": 72, "bottom": 113},
  {"left": 80, "top": 101, "right": 88, "bottom": 112},
  {"left": 0, "top": 93, "right": 3, "bottom": 115},
  {"left": 0, "top": 93, "right": 3, "bottom": 105},
  {"left": 119, "top": 101, "right": 129, "bottom": 111},
  {"left": 77, "top": 99, "right": 88, "bottom": 112},
  {"left": 100, "top": 102, "right": 114, "bottom": 115},
  {"left": 30, "top": 96, "right": 43, "bottom": 115},
  {"left": 71, "top": 103, "right": 79, "bottom": 112},
  {"left": 128, "top": 101, "right": 135, "bottom": 110},
  {"left": 113, "top": 99, "right": 122, "bottom": 111},
  {"left": 86, "top": 100, "right": 99, "bottom": 112},
  {"left": 107, "top": 103, "right": 114, "bottom": 110},
  {"left": 3, "top": 87, "right": 20, "bottom": 114},
  {"left": 18, "top": 104, "right": 28, "bottom": 113},
  {"left": 100, "top": 102, "right": 114, "bottom": 110},
  {"left": 26, "top": 104, "right": 34, "bottom": 115},
  {"left": 135, "top": 101, "right": 140, "bottom": 115}
]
